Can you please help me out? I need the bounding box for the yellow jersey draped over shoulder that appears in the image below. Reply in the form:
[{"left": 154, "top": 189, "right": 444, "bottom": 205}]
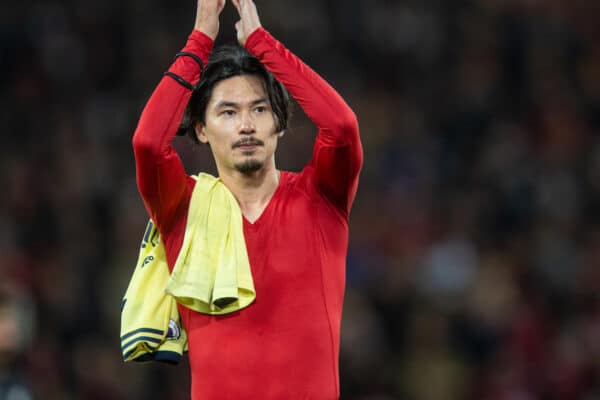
[{"left": 120, "top": 173, "right": 255, "bottom": 363}]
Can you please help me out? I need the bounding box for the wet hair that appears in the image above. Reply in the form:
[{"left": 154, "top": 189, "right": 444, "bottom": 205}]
[{"left": 177, "top": 44, "right": 291, "bottom": 143}]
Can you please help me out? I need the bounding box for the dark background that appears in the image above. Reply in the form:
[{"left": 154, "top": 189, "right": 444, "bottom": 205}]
[{"left": 2, "top": 0, "right": 600, "bottom": 399}]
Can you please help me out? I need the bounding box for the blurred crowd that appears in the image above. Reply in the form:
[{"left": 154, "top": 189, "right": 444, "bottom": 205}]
[{"left": 2, "top": 0, "right": 600, "bottom": 399}]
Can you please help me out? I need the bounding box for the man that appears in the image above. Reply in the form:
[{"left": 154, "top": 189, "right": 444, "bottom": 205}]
[{"left": 132, "top": 0, "right": 362, "bottom": 398}]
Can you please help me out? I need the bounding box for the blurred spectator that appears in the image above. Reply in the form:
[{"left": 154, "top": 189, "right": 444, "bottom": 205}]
[{"left": 0, "top": 287, "right": 34, "bottom": 400}]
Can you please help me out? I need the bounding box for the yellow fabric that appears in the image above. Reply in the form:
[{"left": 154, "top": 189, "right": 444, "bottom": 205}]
[
  {"left": 120, "top": 220, "right": 188, "bottom": 363},
  {"left": 120, "top": 173, "right": 256, "bottom": 363},
  {"left": 166, "top": 173, "right": 256, "bottom": 315}
]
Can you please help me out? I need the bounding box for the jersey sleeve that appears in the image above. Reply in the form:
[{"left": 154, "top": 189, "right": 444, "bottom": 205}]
[
  {"left": 132, "top": 30, "right": 213, "bottom": 231},
  {"left": 245, "top": 29, "right": 363, "bottom": 217}
]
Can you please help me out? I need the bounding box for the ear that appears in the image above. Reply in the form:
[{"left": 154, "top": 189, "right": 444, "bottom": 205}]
[
  {"left": 277, "top": 130, "right": 285, "bottom": 138},
  {"left": 194, "top": 121, "right": 209, "bottom": 144}
]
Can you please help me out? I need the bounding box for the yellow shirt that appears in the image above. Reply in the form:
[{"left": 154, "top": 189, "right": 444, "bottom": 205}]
[{"left": 120, "top": 173, "right": 255, "bottom": 363}]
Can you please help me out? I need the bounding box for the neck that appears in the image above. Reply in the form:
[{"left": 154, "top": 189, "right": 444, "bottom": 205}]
[{"left": 217, "top": 160, "right": 280, "bottom": 223}]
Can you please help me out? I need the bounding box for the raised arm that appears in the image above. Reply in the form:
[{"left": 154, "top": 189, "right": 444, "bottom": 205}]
[
  {"left": 132, "top": 0, "right": 224, "bottom": 229},
  {"left": 233, "top": 0, "right": 363, "bottom": 216}
]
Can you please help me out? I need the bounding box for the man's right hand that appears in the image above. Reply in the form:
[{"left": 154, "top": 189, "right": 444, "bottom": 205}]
[{"left": 194, "top": 0, "right": 226, "bottom": 40}]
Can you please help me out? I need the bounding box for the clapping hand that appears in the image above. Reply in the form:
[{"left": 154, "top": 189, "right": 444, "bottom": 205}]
[
  {"left": 194, "top": 0, "right": 226, "bottom": 40},
  {"left": 231, "top": 0, "right": 262, "bottom": 46}
]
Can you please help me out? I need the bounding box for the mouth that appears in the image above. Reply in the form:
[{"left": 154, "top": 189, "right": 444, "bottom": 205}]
[
  {"left": 233, "top": 139, "right": 264, "bottom": 150},
  {"left": 237, "top": 143, "right": 258, "bottom": 150}
]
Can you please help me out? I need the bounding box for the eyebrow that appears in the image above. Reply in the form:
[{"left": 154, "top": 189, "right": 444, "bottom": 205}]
[{"left": 214, "top": 98, "right": 269, "bottom": 109}]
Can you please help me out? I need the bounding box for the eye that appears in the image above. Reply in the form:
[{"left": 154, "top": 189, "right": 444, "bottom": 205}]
[
  {"left": 254, "top": 106, "right": 267, "bottom": 113},
  {"left": 221, "top": 109, "right": 236, "bottom": 117}
]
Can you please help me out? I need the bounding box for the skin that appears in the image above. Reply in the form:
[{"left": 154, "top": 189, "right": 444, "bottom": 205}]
[
  {"left": 194, "top": 0, "right": 225, "bottom": 40},
  {"left": 194, "top": 0, "right": 260, "bottom": 47},
  {"left": 193, "top": 0, "right": 280, "bottom": 223},
  {"left": 231, "top": 0, "right": 262, "bottom": 46},
  {"left": 195, "top": 74, "right": 282, "bottom": 184}
]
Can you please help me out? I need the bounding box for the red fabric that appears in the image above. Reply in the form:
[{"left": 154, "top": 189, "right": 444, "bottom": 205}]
[{"left": 132, "top": 28, "right": 362, "bottom": 400}]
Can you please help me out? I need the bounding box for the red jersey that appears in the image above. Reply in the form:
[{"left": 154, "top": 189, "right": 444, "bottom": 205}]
[{"left": 133, "top": 28, "right": 362, "bottom": 399}]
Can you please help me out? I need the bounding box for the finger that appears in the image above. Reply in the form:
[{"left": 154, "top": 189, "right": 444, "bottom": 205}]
[{"left": 231, "top": 0, "right": 241, "bottom": 14}]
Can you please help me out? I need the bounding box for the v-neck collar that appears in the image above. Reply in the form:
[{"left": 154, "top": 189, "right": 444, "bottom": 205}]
[{"left": 242, "top": 172, "right": 286, "bottom": 230}]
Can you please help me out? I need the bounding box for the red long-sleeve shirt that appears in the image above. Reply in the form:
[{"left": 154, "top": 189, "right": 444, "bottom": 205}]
[{"left": 132, "top": 28, "right": 362, "bottom": 399}]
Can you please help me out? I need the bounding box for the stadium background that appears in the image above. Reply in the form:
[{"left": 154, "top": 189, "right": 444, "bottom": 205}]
[{"left": 2, "top": 0, "right": 600, "bottom": 398}]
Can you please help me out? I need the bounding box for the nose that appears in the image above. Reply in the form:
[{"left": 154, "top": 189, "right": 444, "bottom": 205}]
[{"left": 239, "top": 111, "right": 255, "bottom": 135}]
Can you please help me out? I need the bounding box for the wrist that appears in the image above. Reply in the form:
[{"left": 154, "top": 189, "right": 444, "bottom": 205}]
[
  {"left": 194, "top": 21, "right": 218, "bottom": 40},
  {"left": 244, "top": 27, "right": 265, "bottom": 49}
]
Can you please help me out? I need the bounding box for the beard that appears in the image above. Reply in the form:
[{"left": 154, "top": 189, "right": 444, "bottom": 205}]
[{"left": 234, "top": 158, "right": 263, "bottom": 173}]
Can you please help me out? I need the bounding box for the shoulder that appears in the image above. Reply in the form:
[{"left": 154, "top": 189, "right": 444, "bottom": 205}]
[
  {"left": 281, "top": 169, "right": 345, "bottom": 217},
  {"left": 280, "top": 169, "right": 310, "bottom": 194}
]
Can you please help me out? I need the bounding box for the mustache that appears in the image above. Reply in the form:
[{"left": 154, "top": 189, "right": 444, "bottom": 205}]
[{"left": 232, "top": 138, "right": 264, "bottom": 149}]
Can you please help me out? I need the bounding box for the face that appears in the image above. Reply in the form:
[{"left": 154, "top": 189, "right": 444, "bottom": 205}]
[{"left": 195, "top": 74, "right": 282, "bottom": 175}]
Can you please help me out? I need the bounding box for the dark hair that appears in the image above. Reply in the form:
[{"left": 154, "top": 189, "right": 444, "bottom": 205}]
[{"left": 177, "top": 44, "right": 291, "bottom": 143}]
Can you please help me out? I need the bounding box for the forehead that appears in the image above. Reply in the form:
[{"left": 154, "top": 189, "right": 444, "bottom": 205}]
[{"left": 208, "top": 75, "right": 267, "bottom": 107}]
